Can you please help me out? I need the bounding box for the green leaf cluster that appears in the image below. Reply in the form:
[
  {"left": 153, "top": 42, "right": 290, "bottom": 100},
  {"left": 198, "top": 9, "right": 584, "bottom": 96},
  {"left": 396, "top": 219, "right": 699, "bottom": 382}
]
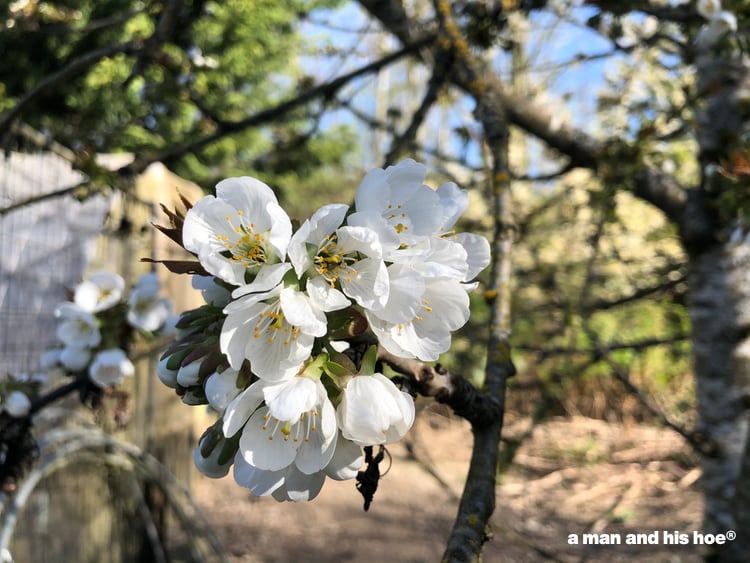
[{"left": 1, "top": 0, "right": 348, "bottom": 187}]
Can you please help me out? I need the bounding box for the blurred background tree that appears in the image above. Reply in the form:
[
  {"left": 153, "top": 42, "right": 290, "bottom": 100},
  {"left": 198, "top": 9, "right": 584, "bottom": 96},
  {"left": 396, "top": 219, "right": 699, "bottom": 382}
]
[
  {"left": 0, "top": 0, "right": 355, "bottom": 198},
  {"left": 3, "top": 0, "right": 750, "bottom": 561}
]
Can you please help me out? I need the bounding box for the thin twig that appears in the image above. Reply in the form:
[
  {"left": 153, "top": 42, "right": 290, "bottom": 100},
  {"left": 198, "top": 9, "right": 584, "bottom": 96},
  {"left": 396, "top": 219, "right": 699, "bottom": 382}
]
[{"left": 121, "top": 37, "right": 434, "bottom": 176}]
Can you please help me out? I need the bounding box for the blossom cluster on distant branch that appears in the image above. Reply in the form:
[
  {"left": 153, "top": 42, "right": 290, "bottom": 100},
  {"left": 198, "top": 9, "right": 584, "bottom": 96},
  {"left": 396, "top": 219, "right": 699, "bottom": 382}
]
[
  {"left": 155, "top": 159, "right": 490, "bottom": 503},
  {"left": 0, "top": 271, "right": 175, "bottom": 420},
  {"left": 1, "top": 271, "right": 175, "bottom": 488},
  {"left": 695, "top": 0, "right": 737, "bottom": 48}
]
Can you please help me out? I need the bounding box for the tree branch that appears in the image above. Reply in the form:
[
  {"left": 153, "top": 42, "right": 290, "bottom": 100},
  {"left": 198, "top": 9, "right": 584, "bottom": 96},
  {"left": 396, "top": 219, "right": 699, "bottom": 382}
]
[
  {"left": 120, "top": 37, "right": 433, "bottom": 176},
  {"left": 384, "top": 55, "right": 447, "bottom": 166},
  {"left": 357, "top": 0, "right": 690, "bottom": 225},
  {"left": 0, "top": 179, "right": 92, "bottom": 216},
  {"left": 0, "top": 41, "right": 140, "bottom": 142}
]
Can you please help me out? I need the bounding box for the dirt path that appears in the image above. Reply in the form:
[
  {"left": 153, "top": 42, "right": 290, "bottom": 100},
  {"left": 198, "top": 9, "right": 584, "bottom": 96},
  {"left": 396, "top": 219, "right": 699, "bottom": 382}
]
[{"left": 195, "top": 410, "right": 704, "bottom": 562}]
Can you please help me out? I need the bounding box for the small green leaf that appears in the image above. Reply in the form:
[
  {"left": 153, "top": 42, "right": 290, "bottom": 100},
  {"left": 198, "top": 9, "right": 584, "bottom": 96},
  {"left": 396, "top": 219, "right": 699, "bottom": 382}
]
[
  {"left": 325, "top": 360, "right": 351, "bottom": 378},
  {"left": 360, "top": 345, "right": 378, "bottom": 375},
  {"left": 329, "top": 351, "right": 357, "bottom": 373},
  {"left": 217, "top": 432, "right": 241, "bottom": 466},
  {"left": 301, "top": 353, "right": 328, "bottom": 381},
  {"left": 165, "top": 347, "right": 191, "bottom": 371},
  {"left": 199, "top": 425, "right": 223, "bottom": 458}
]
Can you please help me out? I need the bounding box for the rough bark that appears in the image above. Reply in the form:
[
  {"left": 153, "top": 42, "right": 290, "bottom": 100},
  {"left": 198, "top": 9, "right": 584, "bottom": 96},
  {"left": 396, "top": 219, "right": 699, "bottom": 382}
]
[
  {"left": 691, "top": 37, "right": 750, "bottom": 562},
  {"left": 688, "top": 243, "right": 750, "bottom": 560}
]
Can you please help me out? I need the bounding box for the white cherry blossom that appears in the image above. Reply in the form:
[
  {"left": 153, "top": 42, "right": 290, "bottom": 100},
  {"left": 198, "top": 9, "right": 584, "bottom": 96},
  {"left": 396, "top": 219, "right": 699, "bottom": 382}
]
[
  {"left": 204, "top": 367, "right": 242, "bottom": 412},
  {"left": 193, "top": 433, "right": 233, "bottom": 479},
  {"left": 182, "top": 176, "right": 293, "bottom": 287},
  {"left": 74, "top": 271, "right": 125, "bottom": 313},
  {"left": 336, "top": 373, "right": 415, "bottom": 447},
  {"left": 697, "top": 0, "right": 722, "bottom": 20},
  {"left": 221, "top": 282, "right": 325, "bottom": 380},
  {"left": 696, "top": 10, "right": 737, "bottom": 47},
  {"left": 157, "top": 356, "right": 179, "bottom": 388},
  {"left": 289, "top": 204, "right": 389, "bottom": 311},
  {"left": 127, "top": 273, "right": 172, "bottom": 331},
  {"left": 347, "top": 159, "right": 442, "bottom": 255},
  {"left": 54, "top": 302, "right": 101, "bottom": 348},
  {"left": 192, "top": 274, "right": 231, "bottom": 307},
  {"left": 366, "top": 268, "right": 470, "bottom": 361},
  {"left": 223, "top": 377, "right": 337, "bottom": 476},
  {"left": 59, "top": 346, "right": 92, "bottom": 371},
  {"left": 88, "top": 348, "right": 135, "bottom": 388},
  {"left": 232, "top": 432, "right": 362, "bottom": 501}
]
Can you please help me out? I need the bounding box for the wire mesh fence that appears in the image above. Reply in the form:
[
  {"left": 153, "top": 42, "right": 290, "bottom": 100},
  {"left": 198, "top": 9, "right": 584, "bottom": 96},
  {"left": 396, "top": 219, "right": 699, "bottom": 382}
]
[
  {"left": 0, "top": 151, "right": 112, "bottom": 377},
  {"left": 0, "top": 152, "right": 219, "bottom": 562}
]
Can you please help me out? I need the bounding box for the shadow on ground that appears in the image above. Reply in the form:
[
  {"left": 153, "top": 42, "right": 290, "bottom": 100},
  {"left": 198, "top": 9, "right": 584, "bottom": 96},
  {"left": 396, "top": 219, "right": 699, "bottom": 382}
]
[{"left": 195, "top": 409, "right": 704, "bottom": 562}]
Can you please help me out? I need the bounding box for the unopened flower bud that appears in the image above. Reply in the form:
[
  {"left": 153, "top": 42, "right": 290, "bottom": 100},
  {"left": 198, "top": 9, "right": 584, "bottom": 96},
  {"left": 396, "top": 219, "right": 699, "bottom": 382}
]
[
  {"left": 177, "top": 361, "right": 202, "bottom": 387},
  {"left": 89, "top": 348, "right": 135, "bottom": 388},
  {"left": 193, "top": 431, "right": 234, "bottom": 478},
  {"left": 205, "top": 368, "right": 241, "bottom": 412},
  {"left": 4, "top": 391, "right": 31, "bottom": 418},
  {"left": 181, "top": 387, "right": 207, "bottom": 406},
  {"left": 157, "top": 357, "right": 179, "bottom": 388},
  {"left": 59, "top": 346, "right": 91, "bottom": 371}
]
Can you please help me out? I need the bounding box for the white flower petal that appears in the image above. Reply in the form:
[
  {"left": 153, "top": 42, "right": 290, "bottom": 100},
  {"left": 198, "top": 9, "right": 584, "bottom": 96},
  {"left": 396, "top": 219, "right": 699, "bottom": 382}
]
[
  {"left": 192, "top": 275, "right": 231, "bottom": 307},
  {"left": 282, "top": 465, "right": 327, "bottom": 502},
  {"left": 436, "top": 181, "right": 469, "bottom": 231},
  {"left": 157, "top": 357, "right": 179, "bottom": 388},
  {"left": 368, "top": 264, "right": 424, "bottom": 324},
  {"left": 182, "top": 177, "right": 292, "bottom": 286},
  {"left": 306, "top": 277, "right": 350, "bottom": 312},
  {"left": 176, "top": 361, "right": 202, "bottom": 387},
  {"left": 88, "top": 348, "right": 134, "bottom": 388},
  {"left": 4, "top": 391, "right": 31, "bottom": 418},
  {"left": 455, "top": 232, "right": 491, "bottom": 282},
  {"left": 294, "top": 394, "right": 337, "bottom": 474},
  {"left": 216, "top": 176, "right": 278, "bottom": 233},
  {"left": 232, "top": 263, "right": 292, "bottom": 298},
  {"left": 222, "top": 383, "right": 265, "bottom": 438},
  {"left": 263, "top": 377, "right": 318, "bottom": 422},
  {"left": 280, "top": 287, "right": 327, "bottom": 337},
  {"left": 368, "top": 277, "right": 469, "bottom": 361},
  {"left": 354, "top": 167, "right": 389, "bottom": 212},
  {"left": 325, "top": 434, "right": 363, "bottom": 481},
  {"left": 193, "top": 435, "right": 233, "bottom": 479},
  {"left": 289, "top": 204, "right": 349, "bottom": 276},
  {"left": 59, "top": 346, "right": 92, "bottom": 371},
  {"left": 220, "top": 298, "right": 262, "bottom": 370},
  {"left": 233, "top": 453, "right": 286, "bottom": 496},
  {"left": 205, "top": 368, "right": 241, "bottom": 412},
  {"left": 240, "top": 407, "right": 298, "bottom": 471},
  {"left": 74, "top": 271, "right": 125, "bottom": 312},
  {"left": 337, "top": 374, "right": 414, "bottom": 446}
]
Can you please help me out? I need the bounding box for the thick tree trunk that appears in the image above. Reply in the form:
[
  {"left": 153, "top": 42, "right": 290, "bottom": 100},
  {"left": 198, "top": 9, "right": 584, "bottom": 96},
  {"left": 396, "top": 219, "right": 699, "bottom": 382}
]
[
  {"left": 691, "top": 29, "right": 750, "bottom": 560},
  {"left": 688, "top": 241, "right": 750, "bottom": 560}
]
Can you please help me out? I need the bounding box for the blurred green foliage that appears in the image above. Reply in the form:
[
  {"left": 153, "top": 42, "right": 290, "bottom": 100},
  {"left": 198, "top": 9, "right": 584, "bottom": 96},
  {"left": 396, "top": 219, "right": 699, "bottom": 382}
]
[{"left": 0, "top": 0, "right": 350, "bottom": 192}]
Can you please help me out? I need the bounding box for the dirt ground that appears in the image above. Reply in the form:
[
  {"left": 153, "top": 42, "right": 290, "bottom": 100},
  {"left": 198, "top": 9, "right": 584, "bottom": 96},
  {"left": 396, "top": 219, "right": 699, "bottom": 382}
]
[{"left": 194, "top": 406, "right": 704, "bottom": 563}]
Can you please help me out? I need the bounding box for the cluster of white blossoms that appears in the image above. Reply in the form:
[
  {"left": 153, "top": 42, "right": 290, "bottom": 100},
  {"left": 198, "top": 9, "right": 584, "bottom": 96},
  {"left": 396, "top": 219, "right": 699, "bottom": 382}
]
[
  {"left": 43, "top": 271, "right": 174, "bottom": 390},
  {"left": 161, "top": 159, "right": 489, "bottom": 502},
  {"left": 695, "top": 0, "right": 737, "bottom": 48}
]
